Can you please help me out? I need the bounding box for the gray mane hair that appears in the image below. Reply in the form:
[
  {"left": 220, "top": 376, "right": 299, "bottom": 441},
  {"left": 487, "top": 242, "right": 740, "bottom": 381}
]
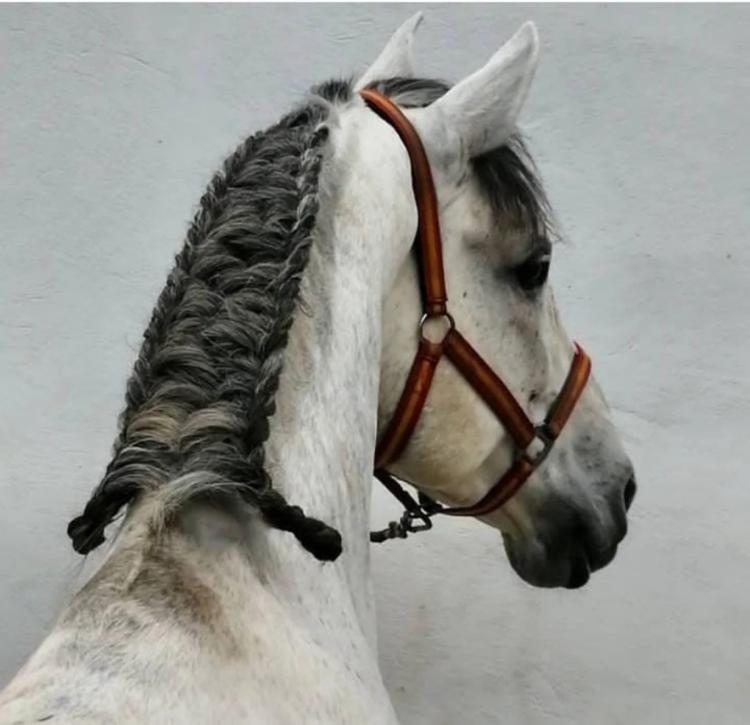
[
  {"left": 67, "top": 76, "right": 552, "bottom": 563},
  {"left": 68, "top": 81, "right": 350, "bottom": 562}
]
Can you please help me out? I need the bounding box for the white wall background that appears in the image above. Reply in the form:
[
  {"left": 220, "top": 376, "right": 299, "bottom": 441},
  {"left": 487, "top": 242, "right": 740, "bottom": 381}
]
[{"left": 1, "top": 4, "right": 748, "bottom": 723}]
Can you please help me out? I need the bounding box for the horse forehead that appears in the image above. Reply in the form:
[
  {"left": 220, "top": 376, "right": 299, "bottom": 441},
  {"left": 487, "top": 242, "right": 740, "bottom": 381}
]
[{"left": 442, "top": 178, "right": 534, "bottom": 266}]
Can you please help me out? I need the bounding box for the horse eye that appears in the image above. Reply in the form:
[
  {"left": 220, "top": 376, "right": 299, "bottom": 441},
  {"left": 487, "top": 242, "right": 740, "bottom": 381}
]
[{"left": 514, "top": 255, "right": 550, "bottom": 291}]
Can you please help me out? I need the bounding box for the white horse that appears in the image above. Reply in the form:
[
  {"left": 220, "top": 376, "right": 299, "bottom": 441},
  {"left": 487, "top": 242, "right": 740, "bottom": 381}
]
[{"left": 1, "top": 16, "right": 635, "bottom": 724}]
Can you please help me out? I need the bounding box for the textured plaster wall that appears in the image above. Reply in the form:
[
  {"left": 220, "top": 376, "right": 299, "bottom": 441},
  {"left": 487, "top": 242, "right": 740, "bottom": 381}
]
[{"left": 1, "top": 4, "right": 748, "bottom": 724}]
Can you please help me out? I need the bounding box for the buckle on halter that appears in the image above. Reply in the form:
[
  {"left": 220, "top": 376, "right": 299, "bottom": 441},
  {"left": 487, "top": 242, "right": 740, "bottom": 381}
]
[{"left": 522, "top": 424, "right": 555, "bottom": 467}]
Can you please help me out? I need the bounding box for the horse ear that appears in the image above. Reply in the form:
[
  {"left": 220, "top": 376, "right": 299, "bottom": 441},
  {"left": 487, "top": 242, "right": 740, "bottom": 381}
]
[
  {"left": 354, "top": 12, "right": 423, "bottom": 91},
  {"left": 417, "top": 21, "right": 540, "bottom": 162}
]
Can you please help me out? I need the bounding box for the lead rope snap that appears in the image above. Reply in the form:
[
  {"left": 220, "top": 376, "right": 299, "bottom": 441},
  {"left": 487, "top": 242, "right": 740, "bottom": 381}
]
[{"left": 370, "top": 510, "right": 433, "bottom": 543}]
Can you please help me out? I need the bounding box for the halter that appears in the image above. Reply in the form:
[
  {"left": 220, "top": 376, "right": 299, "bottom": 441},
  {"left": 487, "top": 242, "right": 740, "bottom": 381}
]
[{"left": 361, "top": 89, "right": 592, "bottom": 544}]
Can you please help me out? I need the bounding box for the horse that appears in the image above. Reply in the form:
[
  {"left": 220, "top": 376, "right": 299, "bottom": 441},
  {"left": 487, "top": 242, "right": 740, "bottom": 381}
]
[{"left": 0, "top": 16, "right": 636, "bottom": 724}]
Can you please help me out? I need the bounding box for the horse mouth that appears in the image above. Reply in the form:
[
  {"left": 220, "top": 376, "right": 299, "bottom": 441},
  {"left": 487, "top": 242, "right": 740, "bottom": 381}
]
[
  {"left": 566, "top": 537, "right": 624, "bottom": 588},
  {"left": 565, "top": 552, "right": 591, "bottom": 589},
  {"left": 503, "top": 535, "right": 622, "bottom": 589},
  {"left": 502, "top": 474, "right": 635, "bottom": 589}
]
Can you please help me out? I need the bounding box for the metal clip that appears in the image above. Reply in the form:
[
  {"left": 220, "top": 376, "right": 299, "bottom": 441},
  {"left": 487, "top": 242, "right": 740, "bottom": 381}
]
[{"left": 370, "top": 506, "right": 434, "bottom": 543}]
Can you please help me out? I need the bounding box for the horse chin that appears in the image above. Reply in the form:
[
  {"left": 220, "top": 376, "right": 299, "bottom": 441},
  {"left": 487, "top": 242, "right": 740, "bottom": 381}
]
[{"left": 501, "top": 532, "right": 618, "bottom": 589}]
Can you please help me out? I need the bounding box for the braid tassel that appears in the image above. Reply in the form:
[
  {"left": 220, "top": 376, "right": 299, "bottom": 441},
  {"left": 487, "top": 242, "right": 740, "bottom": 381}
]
[{"left": 257, "top": 489, "right": 342, "bottom": 562}]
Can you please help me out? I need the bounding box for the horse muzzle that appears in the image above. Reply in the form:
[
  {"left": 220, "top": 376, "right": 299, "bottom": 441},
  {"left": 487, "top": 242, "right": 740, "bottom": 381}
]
[{"left": 503, "top": 474, "right": 636, "bottom": 589}]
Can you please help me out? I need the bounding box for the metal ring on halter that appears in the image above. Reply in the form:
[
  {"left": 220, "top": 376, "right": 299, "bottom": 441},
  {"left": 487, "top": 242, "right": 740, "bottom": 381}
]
[
  {"left": 418, "top": 312, "right": 455, "bottom": 345},
  {"left": 522, "top": 423, "right": 555, "bottom": 467}
]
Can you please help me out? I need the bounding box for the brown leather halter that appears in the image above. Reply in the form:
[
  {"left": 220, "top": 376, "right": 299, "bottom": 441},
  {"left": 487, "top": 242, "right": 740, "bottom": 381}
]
[{"left": 361, "top": 89, "right": 592, "bottom": 543}]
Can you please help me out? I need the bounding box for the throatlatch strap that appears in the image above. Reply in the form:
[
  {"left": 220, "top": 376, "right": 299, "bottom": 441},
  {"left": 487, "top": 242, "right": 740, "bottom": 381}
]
[{"left": 374, "top": 338, "right": 443, "bottom": 470}]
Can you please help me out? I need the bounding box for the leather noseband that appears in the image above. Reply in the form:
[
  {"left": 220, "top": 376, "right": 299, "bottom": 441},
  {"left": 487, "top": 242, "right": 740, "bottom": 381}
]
[{"left": 361, "top": 89, "right": 592, "bottom": 543}]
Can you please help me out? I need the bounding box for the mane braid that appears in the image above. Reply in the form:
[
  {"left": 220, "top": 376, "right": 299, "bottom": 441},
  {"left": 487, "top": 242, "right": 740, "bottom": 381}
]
[{"left": 68, "top": 96, "right": 342, "bottom": 562}]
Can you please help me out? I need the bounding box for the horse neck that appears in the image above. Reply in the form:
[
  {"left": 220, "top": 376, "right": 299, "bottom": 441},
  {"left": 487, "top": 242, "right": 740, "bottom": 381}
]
[
  {"left": 250, "top": 107, "right": 416, "bottom": 639},
  {"left": 79, "top": 104, "right": 415, "bottom": 661},
  {"left": 257, "top": 242, "right": 384, "bottom": 639},
  {"left": 122, "top": 107, "right": 412, "bottom": 651}
]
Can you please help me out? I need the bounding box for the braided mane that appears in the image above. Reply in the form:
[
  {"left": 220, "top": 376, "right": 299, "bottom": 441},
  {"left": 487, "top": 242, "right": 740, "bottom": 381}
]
[
  {"left": 67, "top": 74, "right": 549, "bottom": 563},
  {"left": 68, "top": 82, "right": 351, "bottom": 562}
]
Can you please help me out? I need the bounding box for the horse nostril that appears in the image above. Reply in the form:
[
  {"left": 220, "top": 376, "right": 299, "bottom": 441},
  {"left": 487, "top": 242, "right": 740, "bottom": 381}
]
[{"left": 624, "top": 476, "right": 637, "bottom": 510}]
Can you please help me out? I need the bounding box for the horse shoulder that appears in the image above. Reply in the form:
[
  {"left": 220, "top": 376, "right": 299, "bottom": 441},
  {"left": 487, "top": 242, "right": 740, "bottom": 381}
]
[{"left": 0, "top": 529, "right": 394, "bottom": 724}]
